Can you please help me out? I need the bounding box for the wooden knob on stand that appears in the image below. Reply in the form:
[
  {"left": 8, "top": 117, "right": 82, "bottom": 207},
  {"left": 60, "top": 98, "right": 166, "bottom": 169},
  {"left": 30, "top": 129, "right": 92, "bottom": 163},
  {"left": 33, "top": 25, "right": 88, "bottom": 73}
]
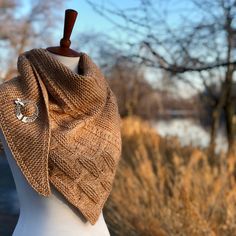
[{"left": 47, "top": 9, "right": 80, "bottom": 57}]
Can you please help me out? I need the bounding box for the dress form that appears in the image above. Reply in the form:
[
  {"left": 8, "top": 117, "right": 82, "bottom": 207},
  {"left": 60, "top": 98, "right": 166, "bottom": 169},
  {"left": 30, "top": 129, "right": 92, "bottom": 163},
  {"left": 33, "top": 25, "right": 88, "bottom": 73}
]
[{"left": 0, "top": 52, "right": 110, "bottom": 236}]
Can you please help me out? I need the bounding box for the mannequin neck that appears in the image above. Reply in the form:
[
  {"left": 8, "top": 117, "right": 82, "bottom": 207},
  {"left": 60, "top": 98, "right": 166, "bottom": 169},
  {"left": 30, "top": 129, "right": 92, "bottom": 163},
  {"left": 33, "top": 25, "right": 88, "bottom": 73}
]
[{"left": 48, "top": 51, "right": 80, "bottom": 74}]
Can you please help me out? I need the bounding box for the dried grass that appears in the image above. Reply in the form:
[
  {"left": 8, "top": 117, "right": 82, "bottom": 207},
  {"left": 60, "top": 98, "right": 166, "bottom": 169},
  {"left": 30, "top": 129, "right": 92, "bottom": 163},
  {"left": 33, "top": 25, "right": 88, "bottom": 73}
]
[{"left": 104, "top": 115, "right": 236, "bottom": 236}]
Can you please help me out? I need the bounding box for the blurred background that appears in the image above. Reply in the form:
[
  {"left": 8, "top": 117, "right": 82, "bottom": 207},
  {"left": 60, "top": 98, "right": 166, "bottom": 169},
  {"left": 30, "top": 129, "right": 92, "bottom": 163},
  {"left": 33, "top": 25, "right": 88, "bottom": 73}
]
[{"left": 0, "top": 0, "right": 236, "bottom": 235}]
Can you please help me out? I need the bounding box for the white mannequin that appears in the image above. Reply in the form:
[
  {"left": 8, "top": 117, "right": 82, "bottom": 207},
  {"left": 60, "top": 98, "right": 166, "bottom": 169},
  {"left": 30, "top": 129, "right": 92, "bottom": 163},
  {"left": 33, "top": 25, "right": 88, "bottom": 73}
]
[{"left": 0, "top": 52, "right": 110, "bottom": 236}]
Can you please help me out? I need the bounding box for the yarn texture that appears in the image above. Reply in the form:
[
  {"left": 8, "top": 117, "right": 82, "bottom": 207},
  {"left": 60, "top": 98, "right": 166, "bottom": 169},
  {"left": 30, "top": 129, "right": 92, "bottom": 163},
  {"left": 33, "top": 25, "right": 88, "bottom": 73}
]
[{"left": 0, "top": 48, "right": 122, "bottom": 225}]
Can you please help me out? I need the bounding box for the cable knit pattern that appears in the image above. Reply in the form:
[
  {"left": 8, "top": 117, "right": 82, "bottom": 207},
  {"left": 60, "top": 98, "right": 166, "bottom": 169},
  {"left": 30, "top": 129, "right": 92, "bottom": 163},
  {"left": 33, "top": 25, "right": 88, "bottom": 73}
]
[{"left": 0, "top": 48, "right": 122, "bottom": 225}]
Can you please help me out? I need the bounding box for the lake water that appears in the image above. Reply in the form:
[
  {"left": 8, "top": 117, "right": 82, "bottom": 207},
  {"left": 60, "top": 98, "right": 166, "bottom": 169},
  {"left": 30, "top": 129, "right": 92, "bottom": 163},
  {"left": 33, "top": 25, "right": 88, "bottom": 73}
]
[
  {"left": 150, "top": 118, "right": 228, "bottom": 154},
  {"left": 0, "top": 153, "right": 19, "bottom": 236},
  {"left": 0, "top": 154, "right": 19, "bottom": 215}
]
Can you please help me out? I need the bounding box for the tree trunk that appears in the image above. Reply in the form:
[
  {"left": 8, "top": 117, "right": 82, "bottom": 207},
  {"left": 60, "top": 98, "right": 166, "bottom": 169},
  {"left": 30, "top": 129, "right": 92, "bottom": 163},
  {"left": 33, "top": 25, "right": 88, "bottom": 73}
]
[
  {"left": 225, "top": 99, "right": 235, "bottom": 155},
  {"left": 209, "top": 108, "right": 221, "bottom": 160},
  {"left": 224, "top": 11, "right": 235, "bottom": 156},
  {"left": 224, "top": 69, "right": 235, "bottom": 156},
  {"left": 208, "top": 81, "right": 228, "bottom": 162}
]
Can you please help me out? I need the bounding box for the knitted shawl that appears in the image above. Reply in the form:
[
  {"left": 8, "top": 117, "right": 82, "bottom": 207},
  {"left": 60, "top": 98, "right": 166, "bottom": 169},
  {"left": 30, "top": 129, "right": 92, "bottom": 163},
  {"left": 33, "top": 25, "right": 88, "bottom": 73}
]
[{"left": 0, "top": 48, "right": 122, "bottom": 225}]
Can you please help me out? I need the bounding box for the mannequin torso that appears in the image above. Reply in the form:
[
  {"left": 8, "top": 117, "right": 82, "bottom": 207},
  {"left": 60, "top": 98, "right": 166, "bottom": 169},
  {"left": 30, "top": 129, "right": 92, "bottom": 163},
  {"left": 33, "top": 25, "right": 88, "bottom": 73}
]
[{"left": 0, "top": 51, "right": 110, "bottom": 236}]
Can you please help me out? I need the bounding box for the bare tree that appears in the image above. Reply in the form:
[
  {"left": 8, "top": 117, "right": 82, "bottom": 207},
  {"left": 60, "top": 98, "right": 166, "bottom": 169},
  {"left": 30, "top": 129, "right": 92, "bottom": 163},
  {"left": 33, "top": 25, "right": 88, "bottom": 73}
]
[
  {"left": 85, "top": 0, "right": 236, "bottom": 156},
  {"left": 0, "top": 0, "right": 65, "bottom": 81}
]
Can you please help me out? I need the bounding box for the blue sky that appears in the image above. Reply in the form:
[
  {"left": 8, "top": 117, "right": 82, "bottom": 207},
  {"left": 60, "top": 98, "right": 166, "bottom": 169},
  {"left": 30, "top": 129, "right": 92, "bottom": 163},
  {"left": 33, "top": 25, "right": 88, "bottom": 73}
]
[
  {"left": 18, "top": 1, "right": 116, "bottom": 36},
  {"left": 61, "top": 0, "right": 144, "bottom": 49},
  {"left": 66, "top": 1, "right": 112, "bottom": 38},
  {"left": 20, "top": 0, "right": 195, "bottom": 49}
]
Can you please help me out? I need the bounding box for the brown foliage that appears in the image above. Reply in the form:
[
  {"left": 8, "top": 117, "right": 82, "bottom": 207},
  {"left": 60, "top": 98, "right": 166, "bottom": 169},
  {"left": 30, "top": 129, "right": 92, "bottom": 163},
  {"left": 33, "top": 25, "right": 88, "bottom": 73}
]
[{"left": 104, "top": 116, "right": 236, "bottom": 236}]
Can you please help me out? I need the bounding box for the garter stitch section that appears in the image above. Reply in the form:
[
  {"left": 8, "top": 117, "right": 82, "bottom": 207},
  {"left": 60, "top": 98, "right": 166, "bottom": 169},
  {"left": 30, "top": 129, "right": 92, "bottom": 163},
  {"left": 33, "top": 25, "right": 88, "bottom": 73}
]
[{"left": 0, "top": 48, "right": 122, "bottom": 225}]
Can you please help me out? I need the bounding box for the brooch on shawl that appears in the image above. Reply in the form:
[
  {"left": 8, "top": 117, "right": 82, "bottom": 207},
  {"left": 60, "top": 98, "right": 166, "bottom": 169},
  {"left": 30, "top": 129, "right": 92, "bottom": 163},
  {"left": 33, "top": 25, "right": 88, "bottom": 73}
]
[{"left": 14, "top": 98, "right": 39, "bottom": 123}]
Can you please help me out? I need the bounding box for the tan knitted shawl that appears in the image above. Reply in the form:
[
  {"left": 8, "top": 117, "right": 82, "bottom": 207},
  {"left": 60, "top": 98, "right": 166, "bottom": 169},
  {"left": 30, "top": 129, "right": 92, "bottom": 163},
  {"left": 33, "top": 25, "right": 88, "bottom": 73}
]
[{"left": 0, "top": 48, "right": 122, "bottom": 225}]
